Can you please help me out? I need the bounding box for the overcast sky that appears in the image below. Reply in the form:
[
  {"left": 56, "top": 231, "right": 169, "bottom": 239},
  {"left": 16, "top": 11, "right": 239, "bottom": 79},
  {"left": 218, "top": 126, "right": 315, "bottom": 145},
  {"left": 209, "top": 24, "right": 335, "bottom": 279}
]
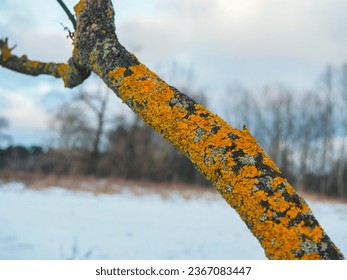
[{"left": 1, "top": 0, "right": 347, "bottom": 146}]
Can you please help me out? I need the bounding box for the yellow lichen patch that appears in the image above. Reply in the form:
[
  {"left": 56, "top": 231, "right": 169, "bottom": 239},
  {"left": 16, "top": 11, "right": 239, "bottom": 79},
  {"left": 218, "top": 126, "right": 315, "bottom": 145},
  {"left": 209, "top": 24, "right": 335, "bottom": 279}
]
[
  {"left": 255, "top": 221, "right": 302, "bottom": 259},
  {"left": 57, "top": 64, "right": 70, "bottom": 86},
  {"left": 252, "top": 189, "right": 268, "bottom": 201},
  {"left": 92, "top": 63, "right": 103, "bottom": 77},
  {"left": 271, "top": 176, "right": 287, "bottom": 189},
  {"left": 234, "top": 130, "right": 262, "bottom": 157},
  {"left": 107, "top": 9, "right": 114, "bottom": 19},
  {"left": 301, "top": 253, "right": 320, "bottom": 260},
  {"left": 116, "top": 63, "right": 175, "bottom": 123},
  {"left": 73, "top": 45, "right": 78, "bottom": 58},
  {"left": 25, "top": 60, "right": 40, "bottom": 69},
  {"left": 262, "top": 154, "right": 281, "bottom": 173},
  {"left": 286, "top": 205, "right": 300, "bottom": 219},
  {"left": 285, "top": 184, "right": 296, "bottom": 196},
  {"left": 267, "top": 192, "right": 290, "bottom": 213},
  {"left": 310, "top": 226, "right": 324, "bottom": 243},
  {"left": 108, "top": 67, "right": 126, "bottom": 83},
  {"left": 74, "top": 0, "right": 85, "bottom": 16},
  {"left": 298, "top": 200, "right": 311, "bottom": 214},
  {"left": 297, "top": 221, "right": 324, "bottom": 243},
  {"left": 241, "top": 165, "right": 261, "bottom": 179},
  {"left": 0, "top": 44, "right": 12, "bottom": 62}
]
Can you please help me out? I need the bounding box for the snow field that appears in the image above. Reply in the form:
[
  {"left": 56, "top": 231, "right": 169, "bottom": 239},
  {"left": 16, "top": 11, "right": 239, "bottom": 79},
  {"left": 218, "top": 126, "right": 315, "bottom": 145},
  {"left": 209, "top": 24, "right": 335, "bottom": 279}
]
[{"left": 0, "top": 182, "right": 346, "bottom": 259}]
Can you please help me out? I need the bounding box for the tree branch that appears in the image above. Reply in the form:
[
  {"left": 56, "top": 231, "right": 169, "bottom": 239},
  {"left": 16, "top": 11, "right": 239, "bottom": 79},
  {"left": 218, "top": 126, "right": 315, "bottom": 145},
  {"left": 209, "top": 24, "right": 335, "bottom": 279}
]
[
  {"left": 0, "top": 38, "right": 90, "bottom": 87},
  {"left": 0, "top": 0, "right": 344, "bottom": 260},
  {"left": 56, "top": 0, "right": 77, "bottom": 30}
]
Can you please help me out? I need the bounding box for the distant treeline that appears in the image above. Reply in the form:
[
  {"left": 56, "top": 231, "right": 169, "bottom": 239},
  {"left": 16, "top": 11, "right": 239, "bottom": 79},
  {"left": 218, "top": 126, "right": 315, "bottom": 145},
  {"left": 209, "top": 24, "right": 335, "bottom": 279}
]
[{"left": 0, "top": 120, "right": 208, "bottom": 185}]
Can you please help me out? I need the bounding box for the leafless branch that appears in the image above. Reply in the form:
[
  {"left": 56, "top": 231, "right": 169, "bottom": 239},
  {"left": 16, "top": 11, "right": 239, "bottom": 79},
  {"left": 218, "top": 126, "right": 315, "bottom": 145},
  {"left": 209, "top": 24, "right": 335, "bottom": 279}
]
[{"left": 56, "top": 0, "right": 77, "bottom": 30}]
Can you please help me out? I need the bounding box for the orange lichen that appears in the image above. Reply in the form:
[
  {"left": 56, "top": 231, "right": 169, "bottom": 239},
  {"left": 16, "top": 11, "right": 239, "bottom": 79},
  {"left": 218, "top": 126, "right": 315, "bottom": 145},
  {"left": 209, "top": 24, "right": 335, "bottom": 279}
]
[
  {"left": 1, "top": 44, "right": 12, "bottom": 62},
  {"left": 104, "top": 62, "right": 338, "bottom": 259},
  {"left": 108, "top": 67, "right": 126, "bottom": 82},
  {"left": 72, "top": 46, "right": 79, "bottom": 58},
  {"left": 107, "top": 9, "right": 114, "bottom": 18},
  {"left": 57, "top": 64, "right": 70, "bottom": 86},
  {"left": 286, "top": 206, "right": 300, "bottom": 219},
  {"left": 301, "top": 253, "right": 320, "bottom": 260},
  {"left": 25, "top": 60, "right": 40, "bottom": 69},
  {"left": 92, "top": 63, "right": 103, "bottom": 77},
  {"left": 262, "top": 154, "right": 281, "bottom": 173},
  {"left": 74, "top": 0, "right": 85, "bottom": 16}
]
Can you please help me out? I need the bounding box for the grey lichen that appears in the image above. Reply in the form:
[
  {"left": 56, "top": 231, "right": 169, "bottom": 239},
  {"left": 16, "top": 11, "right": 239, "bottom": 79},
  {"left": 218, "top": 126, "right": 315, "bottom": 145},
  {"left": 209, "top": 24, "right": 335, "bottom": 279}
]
[
  {"left": 319, "top": 242, "right": 328, "bottom": 252},
  {"left": 300, "top": 240, "right": 319, "bottom": 255},
  {"left": 258, "top": 176, "right": 274, "bottom": 191},
  {"left": 239, "top": 154, "right": 256, "bottom": 166},
  {"left": 204, "top": 146, "right": 229, "bottom": 166},
  {"left": 225, "top": 184, "right": 233, "bottom": 193},
  {"left": 260, "top": 213, "right": 268, "bottom": 222},
  {"left": 204, "top": 154, "right": 214, "bottom": 165},
  {"left": 125, "top": 98, "right": 135, "bottom": 111},
  {"left": 211, "top": 146, "right": 228, "bottom": 165},
  {"left": 194, "top": 127, "right": 206, "bottom": 143},
  {"left": 270, "top": 238, "right": 276, "bottom": 246}
]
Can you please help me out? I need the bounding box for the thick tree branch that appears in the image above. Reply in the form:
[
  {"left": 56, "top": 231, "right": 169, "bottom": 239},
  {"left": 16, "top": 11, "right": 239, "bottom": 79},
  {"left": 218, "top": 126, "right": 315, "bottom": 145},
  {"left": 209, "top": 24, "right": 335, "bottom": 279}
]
[{"left": 1, "top": 0, "right": 344, "bottom": 260}]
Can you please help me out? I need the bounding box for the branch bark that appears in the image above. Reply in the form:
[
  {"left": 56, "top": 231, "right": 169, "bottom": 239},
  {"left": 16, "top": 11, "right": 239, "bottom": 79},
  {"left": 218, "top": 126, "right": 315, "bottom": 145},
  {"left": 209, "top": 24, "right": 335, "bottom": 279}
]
[
  {"left": 0, "top": 38, "right": 90, "bottom": 87},
  {"left": 0, "top": 0, "right": 344, "bottom": 260}
]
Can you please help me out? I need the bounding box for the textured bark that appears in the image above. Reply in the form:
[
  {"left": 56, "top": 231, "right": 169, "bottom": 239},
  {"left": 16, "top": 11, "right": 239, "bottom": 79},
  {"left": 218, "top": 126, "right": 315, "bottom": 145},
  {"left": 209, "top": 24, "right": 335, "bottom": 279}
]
[
  {"left": 0, "top": 38, "right": 90, "bottom": 87},
  {"left": 0, "top": 0, "right": 344, "bottom": 260}
]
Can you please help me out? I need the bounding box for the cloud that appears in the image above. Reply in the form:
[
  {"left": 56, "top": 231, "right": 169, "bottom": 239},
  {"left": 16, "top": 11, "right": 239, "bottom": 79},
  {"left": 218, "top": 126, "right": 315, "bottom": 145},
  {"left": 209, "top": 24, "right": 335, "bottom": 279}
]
[
  {"left": 117, "top": 0, "right": 347, "bottom": 84},
  {"left": 1, "top": 0, "right": 73, "bottom": 62},
  {"left": 4, "top": 0, "right": 347, "bottom": 84},
  {"left": 0, "top": 89, "right": 49, "bottom": 130}
]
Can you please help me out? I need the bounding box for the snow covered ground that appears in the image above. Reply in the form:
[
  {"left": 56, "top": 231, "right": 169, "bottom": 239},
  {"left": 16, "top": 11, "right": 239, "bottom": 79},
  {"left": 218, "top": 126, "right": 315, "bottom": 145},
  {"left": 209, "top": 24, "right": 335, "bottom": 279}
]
[{"left": 0, "top": 181, "right": 346, "bottom": 260}]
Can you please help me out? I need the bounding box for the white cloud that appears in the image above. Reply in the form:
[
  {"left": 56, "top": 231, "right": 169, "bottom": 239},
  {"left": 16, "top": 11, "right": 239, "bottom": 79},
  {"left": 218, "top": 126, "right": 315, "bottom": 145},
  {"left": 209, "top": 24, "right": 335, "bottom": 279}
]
[
  {"left": 4, "top": 0, "right": 347, "bottom": 84},
  {"left": 116, "top": 0, "right": 347, "bottom": 89},
  {"left": 0, "top": 90, "right": 48, "bottom": 130},
  {"left": 1, "top": 0, "right": 73, "bottom": 62}
]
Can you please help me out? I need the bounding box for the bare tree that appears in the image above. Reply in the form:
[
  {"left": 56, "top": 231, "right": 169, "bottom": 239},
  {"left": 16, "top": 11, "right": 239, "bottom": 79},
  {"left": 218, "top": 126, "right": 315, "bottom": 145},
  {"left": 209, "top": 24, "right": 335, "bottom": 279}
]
[
  {"left": 336, "top": 63, "right": 347, "bottom": 197},
  {"left": 0, "top": 116, "right": 12, "bottom": 147},
  {"left": 51, "top": 84, "right": 112, "bottom": 174},
  {"left": 261, "top": 87, "right": 296, "bottom": 182},
  {"left": 0, "top": 0, "right": 344, "bottom": 259},
  {"left": 76, "top": 85, "right": 111, "bottom": 158},
  {"left": 317, "top": 66, "right": 336, "bottom": 194},
  {"left": 52, "top": 104, "right": 94, "bottom": 151}
]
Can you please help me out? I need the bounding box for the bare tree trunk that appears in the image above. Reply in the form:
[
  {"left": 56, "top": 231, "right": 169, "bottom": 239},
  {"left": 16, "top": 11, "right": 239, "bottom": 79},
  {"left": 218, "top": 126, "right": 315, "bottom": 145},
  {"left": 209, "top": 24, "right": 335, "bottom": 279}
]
[
  {"left": 75, "top": 87, "right": 110, "bottom": 158},
  {"left": 318, "top": 66, "right": 335, "bottom": 195},
  {"left": 0, "top": 0, "right": 344, "bottom": 260},
  {"left": 337, "top": 64, "right": 347, "bottom": 197}
]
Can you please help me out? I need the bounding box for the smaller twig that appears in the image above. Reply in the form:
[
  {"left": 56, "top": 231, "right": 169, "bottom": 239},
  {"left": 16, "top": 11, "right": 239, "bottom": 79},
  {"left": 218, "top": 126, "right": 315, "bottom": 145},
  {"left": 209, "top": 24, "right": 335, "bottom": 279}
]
[
  {"left": 60, "top": 23, "right": 74, "bottom": 40},
  {"left": 56, "top": 0, "right": 77, "bottom": 30}
]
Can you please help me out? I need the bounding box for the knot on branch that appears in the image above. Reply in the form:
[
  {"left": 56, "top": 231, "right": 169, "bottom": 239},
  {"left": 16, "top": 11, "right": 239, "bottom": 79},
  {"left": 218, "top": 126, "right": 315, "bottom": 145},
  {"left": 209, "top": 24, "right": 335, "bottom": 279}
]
[{"left": 61, "top": 56, "right": 91, "bottom": 88}]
